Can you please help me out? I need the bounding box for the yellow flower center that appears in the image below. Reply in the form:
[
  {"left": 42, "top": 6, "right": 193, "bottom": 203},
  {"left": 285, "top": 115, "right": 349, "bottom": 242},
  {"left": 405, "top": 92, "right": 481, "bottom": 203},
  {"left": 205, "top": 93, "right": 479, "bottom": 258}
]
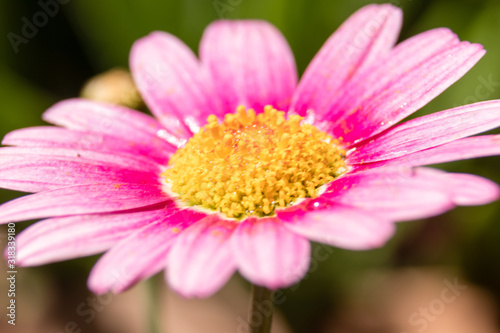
[{"left": 162, "top": 105, "right": 346, "bottom": 219}]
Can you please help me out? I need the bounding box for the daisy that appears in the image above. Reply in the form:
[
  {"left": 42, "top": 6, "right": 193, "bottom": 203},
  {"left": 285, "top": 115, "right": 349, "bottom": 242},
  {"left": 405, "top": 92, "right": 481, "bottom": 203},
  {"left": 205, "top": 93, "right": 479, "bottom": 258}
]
[{"left": 2, "top": 3, "right": 500, "bottom": 312}]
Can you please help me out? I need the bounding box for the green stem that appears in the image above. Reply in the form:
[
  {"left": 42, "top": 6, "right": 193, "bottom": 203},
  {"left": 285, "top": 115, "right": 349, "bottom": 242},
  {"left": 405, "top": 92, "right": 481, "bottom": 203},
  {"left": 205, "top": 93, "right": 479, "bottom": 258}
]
[
  {"left": 249, "top": 284, "right": 275, "bottom": 333},
  {"left": 147, "top": 276, "right": 160, "bottom": 333}
]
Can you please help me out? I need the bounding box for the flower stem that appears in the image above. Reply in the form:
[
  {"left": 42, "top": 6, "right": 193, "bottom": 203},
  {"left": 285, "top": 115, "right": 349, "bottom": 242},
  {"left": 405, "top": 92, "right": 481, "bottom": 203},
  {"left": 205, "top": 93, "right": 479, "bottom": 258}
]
[
  {"left": 249, "top": 284, "right": 275, "bottom": 333},
  {"left": 147, "top": 276, "right": 161, "bottom": 333}
]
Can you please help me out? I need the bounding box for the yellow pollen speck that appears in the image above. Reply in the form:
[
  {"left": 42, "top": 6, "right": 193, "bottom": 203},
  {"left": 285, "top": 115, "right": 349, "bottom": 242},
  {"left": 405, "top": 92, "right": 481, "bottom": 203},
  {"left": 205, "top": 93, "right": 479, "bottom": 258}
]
[
  {"left": 211, "top": 230, "right": 224, "bottom": 237},
  {"left": 162, "top": 105, "right": 346, "bottom": 219}
]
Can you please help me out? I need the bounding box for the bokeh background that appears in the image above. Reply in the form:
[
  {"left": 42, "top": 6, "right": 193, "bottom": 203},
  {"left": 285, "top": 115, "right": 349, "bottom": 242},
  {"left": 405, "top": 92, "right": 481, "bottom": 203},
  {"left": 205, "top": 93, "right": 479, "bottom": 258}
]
[{"left": 1, "top": 0, "right": 500, "bottom": 332}]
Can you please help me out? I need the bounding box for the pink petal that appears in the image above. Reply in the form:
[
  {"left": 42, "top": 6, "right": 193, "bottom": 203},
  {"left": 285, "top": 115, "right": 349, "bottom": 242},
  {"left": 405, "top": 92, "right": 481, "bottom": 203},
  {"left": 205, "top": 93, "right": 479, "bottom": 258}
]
[
  {"left": 278, "top": 199, "right": 395, "bottom": 250},
  {"left": 324, "top": 168, "right": 455, "bottom": 221},
  {"left": 362, "top": 135, "right": 500, "bottom": 168},
  {"left": 200, "top": 20, "right": 297, "bottom": 114},
  {"left": 89, "top": 208, "right": 206, "bottom": 294},
  {"left": 0, "top": 148, "right": 160, "bottom": 192},
  {"left": 2, "top": 126, "right": 171, "bottom": 164},
  {"left": 0, "top": 184, "right": 170, "bottom": 224},
  {"left": 231, "top": 217, "right": 310, "bottom": 289},
  {"left": 320, "top": 29, "right": 484, "bottom": 144},
  {"left": 0, "top": 147, "right": 161, "bottom": 172},
  {"left": 445, "top": 173, "right": 500, "bottom": 206},
  {"left": 291, "top": 4, "right": 402, "bottom": 116},
  {"left": 130, "top": 31, "right": 221, "bottom": 137},
  {"left": 349, "top": 100, "right": 500, "bottom": 163},
  {"left": 316, "top": 27, "right": 458, "bottom": 126},
  {"left": 166, "top": 215, "right": 237, "bottom": 298},
  {"left": 14, "top": 206, "right": 173, "bottom": 266},
  {"left": 42, "top": 98, "right": 182, "bottom": 149}
]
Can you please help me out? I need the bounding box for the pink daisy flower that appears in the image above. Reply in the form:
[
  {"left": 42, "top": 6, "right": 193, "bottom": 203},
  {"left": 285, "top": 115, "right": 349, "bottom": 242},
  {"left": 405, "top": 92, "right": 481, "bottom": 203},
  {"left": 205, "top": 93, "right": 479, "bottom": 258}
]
[{"left": 2, "top": 3, "right": 500, "bottom": 299}]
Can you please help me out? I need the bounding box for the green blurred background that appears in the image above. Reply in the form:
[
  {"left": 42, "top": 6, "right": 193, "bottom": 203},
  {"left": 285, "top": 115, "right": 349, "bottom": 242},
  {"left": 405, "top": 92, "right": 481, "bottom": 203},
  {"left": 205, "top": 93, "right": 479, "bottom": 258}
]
[{"left": 1, "top": 0, "right": 500, "bottom": 332}]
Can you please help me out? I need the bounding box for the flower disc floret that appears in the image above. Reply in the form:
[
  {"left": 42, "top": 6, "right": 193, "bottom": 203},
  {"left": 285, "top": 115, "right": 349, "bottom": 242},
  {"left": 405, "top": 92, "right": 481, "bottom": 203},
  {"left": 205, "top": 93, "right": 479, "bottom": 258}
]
[{"left": 163, "top": 105, "right": 346, "bottom": 218}]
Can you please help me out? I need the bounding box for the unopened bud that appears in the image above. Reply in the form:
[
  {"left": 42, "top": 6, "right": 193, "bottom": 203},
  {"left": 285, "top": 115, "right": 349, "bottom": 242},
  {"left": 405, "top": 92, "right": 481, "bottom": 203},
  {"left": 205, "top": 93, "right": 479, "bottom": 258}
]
[{"left": 80, "top": 68, "right": 143, "bottom": 109}]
